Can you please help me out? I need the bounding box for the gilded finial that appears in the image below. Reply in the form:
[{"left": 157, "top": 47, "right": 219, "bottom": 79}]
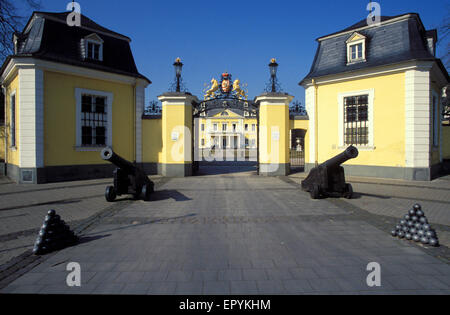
[
  {"left": 175, "top": 57, "right": 181, "bottom": 63},
  {"left": 271, "top": 58, "right": 277, "bottom": 63}
]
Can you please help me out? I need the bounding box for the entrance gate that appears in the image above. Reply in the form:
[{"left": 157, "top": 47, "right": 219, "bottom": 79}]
[
  {"left": 192, "top": 92, "right": 260, "bottom": 175},
  {"left": 157, "top": 71, "right": 294, "bottom": 177}
]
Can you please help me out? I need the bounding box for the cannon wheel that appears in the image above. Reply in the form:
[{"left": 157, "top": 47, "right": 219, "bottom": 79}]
[
  {"left": 141, "top": 183, "right": 153, "bottom": 201},
  {"left": 105, "top": 186, "right": 116, "bottom": 202},
  {"left": 310, "top": 185, "right": 320, "bottom": 199},
  {"left": 344, "top": 183, "right": 353, "bottom": 199}
]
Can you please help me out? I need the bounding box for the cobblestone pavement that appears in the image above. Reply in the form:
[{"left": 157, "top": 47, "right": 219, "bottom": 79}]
[
  {"left": 0, "top": 175, "right": 165, "bottom": 266},
  {"left": 1, "top": 168, "right": 449, "bottom": 295},
  {"left": 290, "top": 173, "right": 450, "bottom": 247}
]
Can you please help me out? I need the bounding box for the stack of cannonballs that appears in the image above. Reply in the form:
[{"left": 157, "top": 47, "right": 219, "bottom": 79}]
[
  {"left": 33, "top": 210, "right": 79, "bottom": 255},
  {"left": 391, "top": 204, "right": 439, "bottom": 247}
]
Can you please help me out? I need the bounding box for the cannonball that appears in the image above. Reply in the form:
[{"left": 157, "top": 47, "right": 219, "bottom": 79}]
[
  {"left": 405, "top": 233, "right": 412, "bottom": 240},
  {"left": 395, "top": 224, "right": 402, "bottom": 231},
  {"left": 416, "top": 210, "right": 424, "bottom": 217},
  {"left": 412, "top": 234, "right": 420, "bottom": 242},
  {"left": 415, "top": 222, "right": 422, "bottom": 229},
  {"left": 402, "top": 226, "right": 409, "bottom": 233},
  {"left": 400, "top": 219, "right": 407, "bottom": 226},
  {"left": 413, "top": 204, "right": 422, "bottom": 211},
  {"left": 409, "top": 228, "right": 417, "bottom": 234},
  {"left": 426, "top": 230, "right": 436, "bottom": 238},
  {"left": 404, "top": 214, "right": 411, "bottom": 221},
  {"left": 398, "top": 231, "right": 405, "bottom": 238},
  {"left": 420, "top": 237, "right": 429, "bottom": 244},
  {"left": 47, "top": 209, "right": 56, "bottom": 216},
  {"left": 422, "top": 224, "right": 431, "bottom": 231},
  {"left": 429, "top": 238, "right": 439, "bottom": 247},
  {"left": 407, "top": 221, "right": 414, "bottom": 227},
  {"left": 419, "top": 217, "right": 428, "bottom": 224},
  {"left": 44, "top": 215, "right": 52, "bottom": 222},
  {"left": 417, "top": 230, "right": 425, "bottom": 237},
  {"left": 411, "top": 216, "right": 418, "bottom": 222},
  {"left": 409, "top": 209, "right": 416, "bottom": 216}
]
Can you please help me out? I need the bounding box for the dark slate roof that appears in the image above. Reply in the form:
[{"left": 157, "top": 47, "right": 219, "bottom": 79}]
[
  {"left": 1, "top": 11, "right": 150, "bottom": 83},
  {"left": 300, "top": 13, "right": 449, "bottom": 85}
]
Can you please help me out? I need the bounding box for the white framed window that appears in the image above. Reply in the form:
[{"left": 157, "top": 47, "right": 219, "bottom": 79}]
[
  {"left": 232, "top": 123, "right": 237, "bottom": 131},
  {"left": 75, "top": 88, "right": 113, "bottom": 151},
  {"left": 245, "top": 138, "right": 249, "bottom": 147},
  {"left": 346, "top": 32, "right": 366, "bottom": 64},
  {"left": 252, "top": 124, "right": 256, "bottom": 132},
  {"left": 338, "top": 89, "right": 374, "bottom": 149},
  {"left": 213, "top": 123, "right": 218, "bottom": 131},
  {"left": 222, "top": 123, "right": 227, "bottom": 131},
  {"left": 201, "top": 124, "right": 205, "bottom": 131},
  {"left": 83, "top": 33, "right": 104, "bottom": 61},
  {"left": 10, "top": 90, "right": 16, "bottom": 148},
  {"left": 245, "top": 124, "right": 248, "bottom": 131}
]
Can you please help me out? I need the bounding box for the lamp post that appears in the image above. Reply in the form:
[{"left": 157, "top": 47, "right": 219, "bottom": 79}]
[
  {"left": 269, "top": 58, "right": 279, "bottom": 93},
  {"left": 173, "top": 57, "right": 183, "bottom": 92}
]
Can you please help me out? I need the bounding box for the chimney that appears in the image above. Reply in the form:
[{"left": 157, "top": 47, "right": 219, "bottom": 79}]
[{"left": 425, "top": 30, "right": 437, "bottom": 57}]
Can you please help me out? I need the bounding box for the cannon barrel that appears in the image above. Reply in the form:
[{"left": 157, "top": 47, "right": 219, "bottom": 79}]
[
  {"left": 321, "top": 145, "right": 359, "bottom": 169},
  {"left": 101, "top": 147, "right": 136, "bottom": 174}
]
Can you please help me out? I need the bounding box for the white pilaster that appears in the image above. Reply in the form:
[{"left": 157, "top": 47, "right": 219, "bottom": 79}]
[
  {"left": 304, "top": 85, "right": 316, "bottom": 164},
  {"left": 18, "top": 67, "right": 44, "bottom": 169},
  {"left": 135, "top": 83, "right": 145, "bottom": 163},
  {"left": 405, "top": 67, "right": 432, "bottom": 168}
]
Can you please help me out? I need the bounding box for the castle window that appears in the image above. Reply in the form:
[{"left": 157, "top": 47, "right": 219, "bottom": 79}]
[
  {"left": 344, "top": 95, "right": 368, "bottom": 145},
  {"left": 346, "top": 32, "right": 366, "bottom": 64},
  {"left": 338, "top": 89, "right": 374, "bottom": 149},
  {"left": 75, "top": 88, "right": 113, "bottom": 151},
  {"left": 83, "top": 33, "right": 104, "bottom": 61}
]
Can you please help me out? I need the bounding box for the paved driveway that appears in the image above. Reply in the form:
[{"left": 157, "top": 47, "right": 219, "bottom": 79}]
[{"left": 1, "top": 169, "right": 449, "bottom": 294}]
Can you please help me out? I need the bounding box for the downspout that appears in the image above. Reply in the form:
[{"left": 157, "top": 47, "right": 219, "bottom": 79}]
[
  {"left": 133, "top": 81, "right": 137, "bottom": 163},
  {"left": 1, "top": 85, "right": 7, "bottom": 175},
  {"left": 312, "top": 79, "right": 318, "bottom": 166}
]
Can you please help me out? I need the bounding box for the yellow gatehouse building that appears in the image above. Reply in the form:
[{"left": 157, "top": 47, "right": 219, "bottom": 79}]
[
  {"left": 300, "top": 13, "right": 449, "bottom": 180},
  {"left": 0, "top": 11, "right": 151, "bottom": 183}
]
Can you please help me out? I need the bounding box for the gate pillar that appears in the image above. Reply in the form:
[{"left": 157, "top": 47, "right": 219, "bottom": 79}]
[
  {"left": 255, "top": 92, "right": 294, "bottom": 176},
  {"left": 158, "top": 92, "right": 198, "bottom": 177}
]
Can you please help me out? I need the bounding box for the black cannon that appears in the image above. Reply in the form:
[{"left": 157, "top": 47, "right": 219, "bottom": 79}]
[
  {"left": 301, "top": 145, "right": 358, "bottom": 199},
  {"left": 101, "top": 147, "right": 154, "bottom": 202}
]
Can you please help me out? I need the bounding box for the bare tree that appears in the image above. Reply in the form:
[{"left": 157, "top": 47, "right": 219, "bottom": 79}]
[
  {"left": 0, "top": 0, "right": 41, "bottom": 64},
  {"left": 437, "top": 8, "right": 450, "bottom": 70}
]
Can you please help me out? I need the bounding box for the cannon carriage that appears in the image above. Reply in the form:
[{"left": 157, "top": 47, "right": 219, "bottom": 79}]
[
  {"left": 101, "top": 147, "right": 154, "bottom": 202},
  {"left": 301, "top": 146, "right": 358, "bottom": 199}
]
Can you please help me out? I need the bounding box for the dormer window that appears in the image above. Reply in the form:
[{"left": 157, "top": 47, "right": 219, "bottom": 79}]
[
  {"left": 82, "top": 33, "right": 104, "bottom": 61},
  {"left": 346, "top": 32, "right": 366, "bottom": 64}
]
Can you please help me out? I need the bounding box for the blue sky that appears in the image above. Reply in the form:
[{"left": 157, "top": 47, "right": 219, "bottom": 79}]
[{"left": 21, "top": 0, "right": 450, "bottom": 106}]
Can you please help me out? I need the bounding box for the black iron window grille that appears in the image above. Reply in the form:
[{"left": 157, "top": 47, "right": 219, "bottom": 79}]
[
  {"left": 344, "top": 95, "right": 369, "bottom": 146},
  {"left": 81, "top": 95, "right": 107, "bottom": 146}
]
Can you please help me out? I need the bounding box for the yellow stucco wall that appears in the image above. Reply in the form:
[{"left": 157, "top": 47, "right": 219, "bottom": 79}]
[
  {"left": 259, "top": 104, "right": 289, "bottom": 164},
  {"left": 44, "top": 71, "right": 135, "bottom": 166},
  {"left": 443, "top": 126, "right": 450, "bottom": 160},
  {"left": 316, "top": 72, "right": 405, "bottom": 167},
  {"left": 290, "top": 118, "right": 309, "bottom": 163},
  {"left": 161, "top": 104, "right": 192, "bottom": 164},
  {"left": 4, "top": 74, "right": 19, "bottom": 166},
  {"left": 142, "top": 118, "right": 162, "bottom": 163}
]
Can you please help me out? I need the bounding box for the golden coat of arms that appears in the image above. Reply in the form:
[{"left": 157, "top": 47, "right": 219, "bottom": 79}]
[{"left": 204, "top": 72, "right": 248, "bottom": 100}]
